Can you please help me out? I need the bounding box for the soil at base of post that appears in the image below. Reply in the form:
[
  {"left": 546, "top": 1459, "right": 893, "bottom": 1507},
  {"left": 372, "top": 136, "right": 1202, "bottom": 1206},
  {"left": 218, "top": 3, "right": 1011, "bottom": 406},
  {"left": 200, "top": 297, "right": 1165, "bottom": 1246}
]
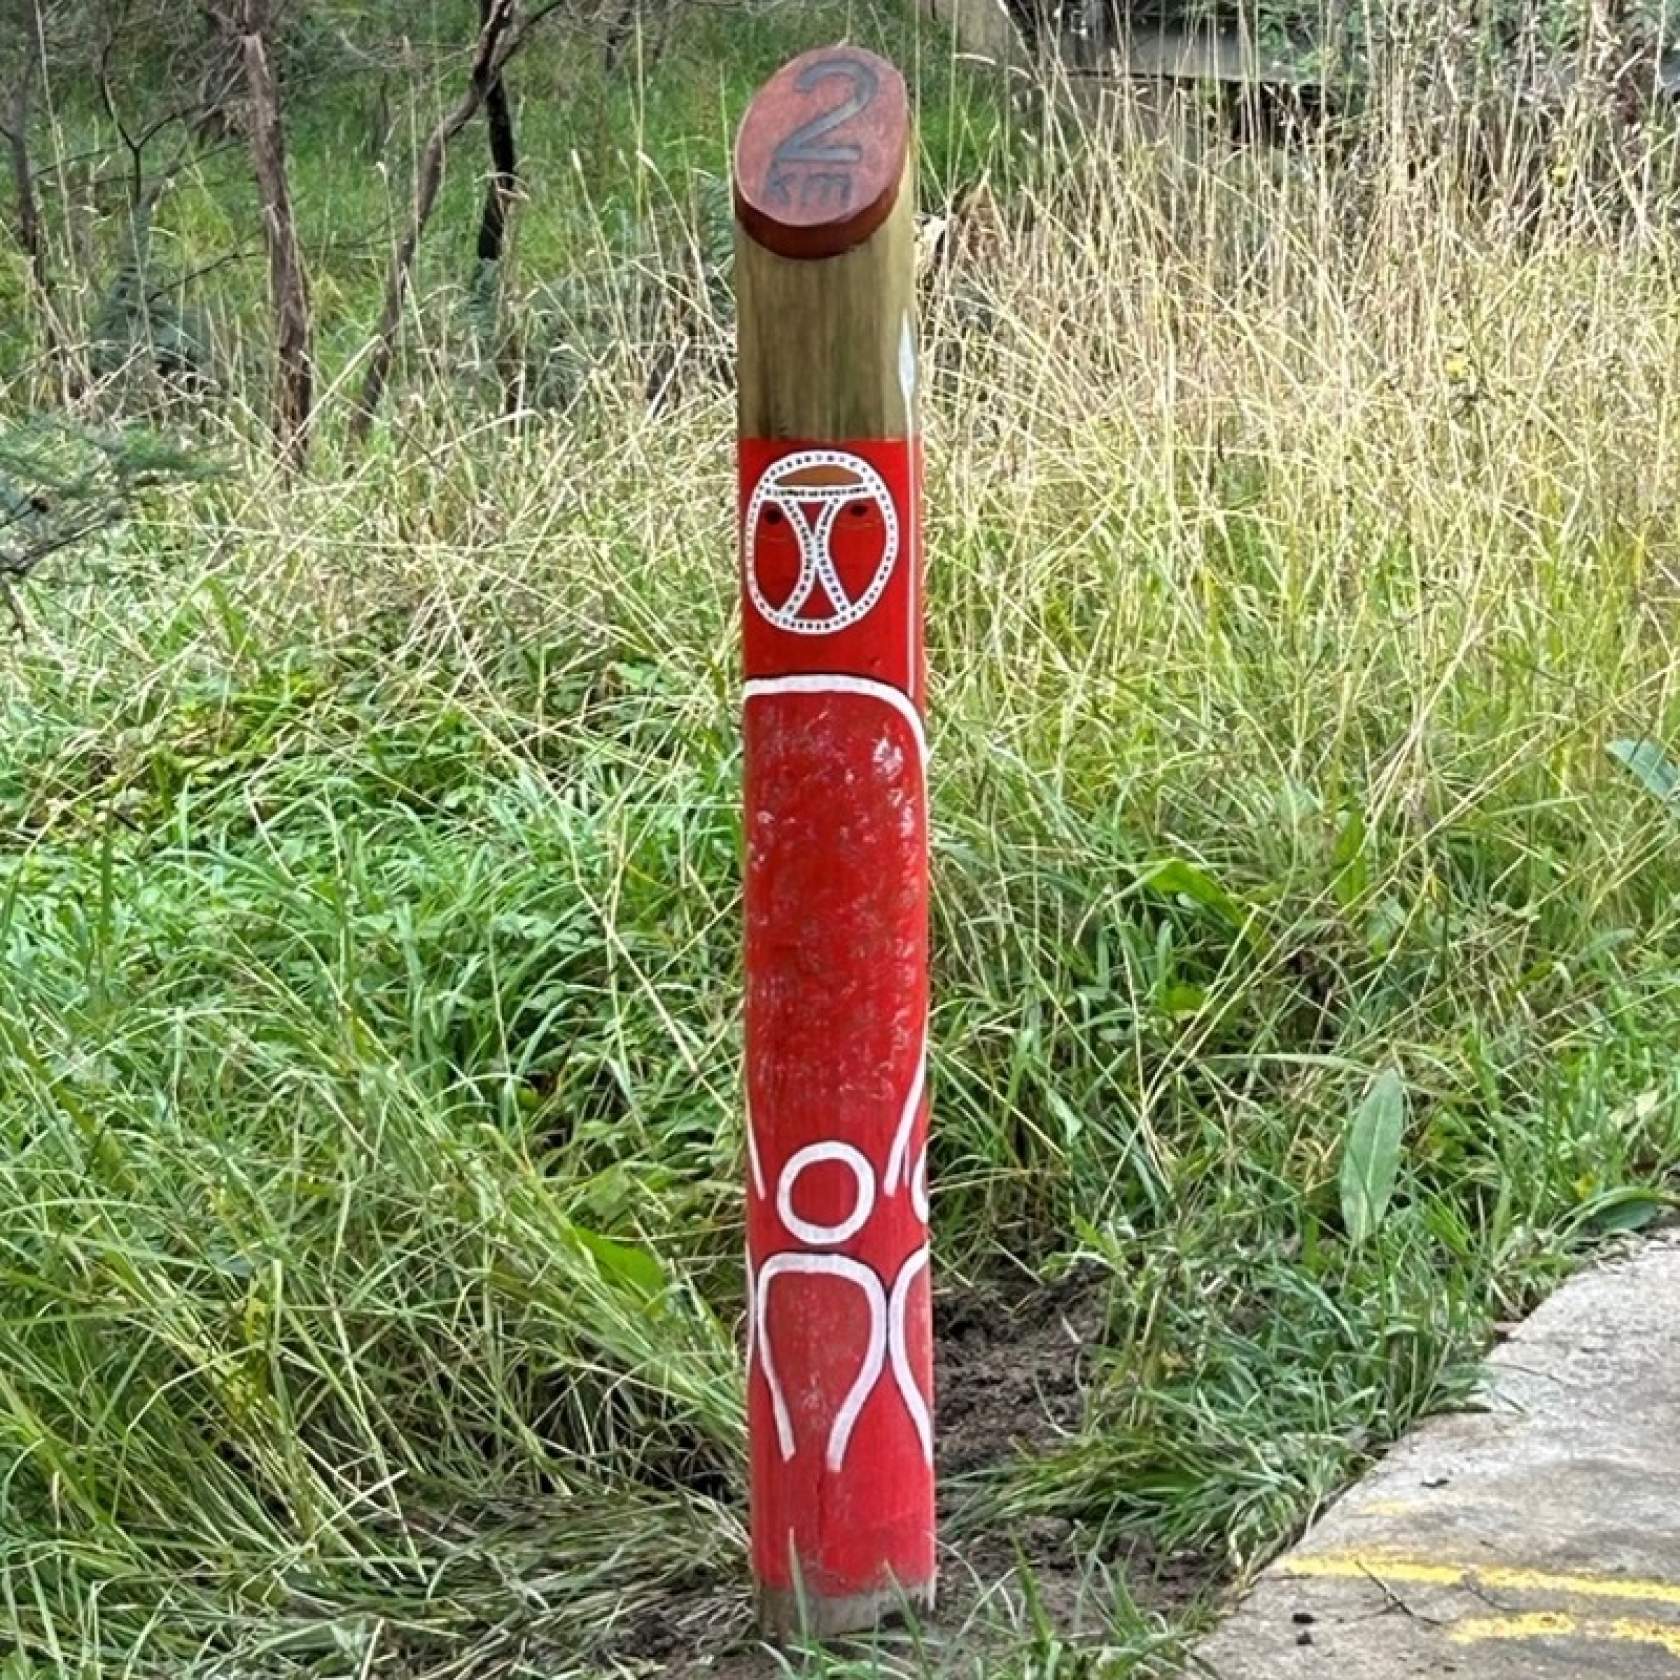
[
  {"left": 589, "top": 1266, "right": 1225, "bottom": 1676},
  {"left": 755, "top": 1580, "right": 937, "bottom": 1641}
]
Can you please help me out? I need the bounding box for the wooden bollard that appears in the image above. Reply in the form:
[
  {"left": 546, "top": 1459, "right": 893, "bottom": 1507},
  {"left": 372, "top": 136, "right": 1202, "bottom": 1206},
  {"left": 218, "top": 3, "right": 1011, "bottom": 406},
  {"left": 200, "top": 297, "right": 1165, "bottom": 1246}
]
[{"left": 734, "top": 46, "right": 934, "bottom": 1639}]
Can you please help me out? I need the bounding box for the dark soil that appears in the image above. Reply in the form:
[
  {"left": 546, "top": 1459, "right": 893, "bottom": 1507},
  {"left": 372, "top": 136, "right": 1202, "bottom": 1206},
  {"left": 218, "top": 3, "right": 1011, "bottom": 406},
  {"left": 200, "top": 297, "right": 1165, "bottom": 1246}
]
[
  {"left": 936, "top": 1261, "right": 1100, "bottom": 1481},
  {"left": 934, "top": 1263, "right": 1219, "bottom": 1646},
  {"left": 597, "top": 1265, "right": 1223, "bottom": 1678}
]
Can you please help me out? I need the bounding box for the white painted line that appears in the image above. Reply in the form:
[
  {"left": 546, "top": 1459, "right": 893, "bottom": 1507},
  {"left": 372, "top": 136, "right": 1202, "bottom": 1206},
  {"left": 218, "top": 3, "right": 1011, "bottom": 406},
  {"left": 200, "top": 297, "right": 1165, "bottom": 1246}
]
[
  {"left": 889, "top": 1245, "right": 933, "bottom": 1465},
  {"left": 775, "top": 1140, "right": 876, "bottom": 1246},
  {"left": 884, "top": 1018, "right": 928, "bottom": 1197},
  {"left": 755, "top": 1253, "right": 887, "bottom": 1472},
  {"left": 743, "top": 673, "right": 928, "bottom": 770}
]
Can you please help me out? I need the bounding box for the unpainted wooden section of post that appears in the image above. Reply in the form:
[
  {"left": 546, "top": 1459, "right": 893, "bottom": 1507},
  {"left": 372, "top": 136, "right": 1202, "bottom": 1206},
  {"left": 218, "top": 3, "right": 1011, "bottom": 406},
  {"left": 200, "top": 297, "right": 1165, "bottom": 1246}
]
[{"left": 735, "top": 160, "right": 915, "bottom": 442}]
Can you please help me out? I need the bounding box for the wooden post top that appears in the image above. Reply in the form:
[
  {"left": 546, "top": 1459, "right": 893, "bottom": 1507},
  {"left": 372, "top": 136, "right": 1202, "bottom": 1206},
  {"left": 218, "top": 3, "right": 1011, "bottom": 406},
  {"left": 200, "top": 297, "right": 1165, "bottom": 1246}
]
[{"left": 734, "top": 45, "right": 910, "bottom": 262}]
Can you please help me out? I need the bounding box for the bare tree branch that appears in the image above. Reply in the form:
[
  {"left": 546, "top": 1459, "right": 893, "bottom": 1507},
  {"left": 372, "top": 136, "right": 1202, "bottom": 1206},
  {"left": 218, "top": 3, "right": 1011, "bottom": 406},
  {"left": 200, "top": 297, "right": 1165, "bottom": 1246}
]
[
  {"left": 477, "top": 0, "right": 519, "bottom": 266},
  {"left": 206, "top": 0, "right": 313, "bottom": 470},
  {"left": 349, "top": 0, "right": 539, "bottom": 444},
  {"left": 3, "top": 1, "right": 61, "bottom": 367}
]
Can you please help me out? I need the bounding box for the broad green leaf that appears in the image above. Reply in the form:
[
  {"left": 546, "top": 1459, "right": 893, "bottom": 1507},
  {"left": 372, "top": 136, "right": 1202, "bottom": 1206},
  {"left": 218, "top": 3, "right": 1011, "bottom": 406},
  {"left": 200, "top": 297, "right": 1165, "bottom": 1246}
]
[
  {"left": 1365, "top": 896, "right": 1407, "bottom": 957},
  {"left": 1144, "top": 858, "right": 1244, "bottom": 928},
  {"left": 1340, "top": 1068, "right": 1407, "bottom": 1247},
  {"left": 1331, "top": 809, "right": 1369, "bottom": 909},
  {"left": 572, "top": 1227, "right": 666, "bottom": 1302},
  {"left": 1608, "top": 738, "right": 1680, "bottom": 805},
  {"left": 1045, "top": 1087, "right": 1084, "bottom": 1146},
  {"left": 1574, "top": 1186, "right": 1678, "bottom": 1236},
  {"left": 203, "top": 577, "right": 254, "bottom": 659}
]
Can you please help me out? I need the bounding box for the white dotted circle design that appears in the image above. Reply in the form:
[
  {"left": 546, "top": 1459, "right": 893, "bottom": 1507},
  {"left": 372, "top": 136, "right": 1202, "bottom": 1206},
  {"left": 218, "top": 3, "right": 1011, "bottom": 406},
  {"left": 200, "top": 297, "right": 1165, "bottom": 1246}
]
[
  {"left": 745, "top": 449, "right": 900, "bottom": 637},
  {"left": 776, "top": 1141, "right": 876, "bottom": 1246}
]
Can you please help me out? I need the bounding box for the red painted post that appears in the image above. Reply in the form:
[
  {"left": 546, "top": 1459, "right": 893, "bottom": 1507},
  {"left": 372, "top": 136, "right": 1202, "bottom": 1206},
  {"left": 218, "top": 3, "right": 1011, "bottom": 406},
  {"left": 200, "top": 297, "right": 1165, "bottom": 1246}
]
[{"left": 734, "top": 47, "right": 934, "bottom": 1639}]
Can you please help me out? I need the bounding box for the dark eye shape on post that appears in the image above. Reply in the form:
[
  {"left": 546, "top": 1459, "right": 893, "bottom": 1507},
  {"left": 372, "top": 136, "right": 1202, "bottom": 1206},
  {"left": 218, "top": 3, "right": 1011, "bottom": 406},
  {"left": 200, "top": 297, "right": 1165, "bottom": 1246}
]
[
  {"left": 848, "top": 502, "right": 870, "bottom": 519},
  {"left": 764, "top": 507, "right": 785, "bottom": 525}
]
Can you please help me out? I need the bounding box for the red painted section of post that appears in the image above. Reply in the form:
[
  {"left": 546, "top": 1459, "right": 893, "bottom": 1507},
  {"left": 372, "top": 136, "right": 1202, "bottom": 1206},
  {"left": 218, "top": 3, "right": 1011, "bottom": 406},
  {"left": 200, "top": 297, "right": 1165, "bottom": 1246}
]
[
  {"left": 741, "top": 438, "right": 933, "bottom": 1623},
  {"left": 736, "top": 52, "right": 933, "bottom": 1631}
]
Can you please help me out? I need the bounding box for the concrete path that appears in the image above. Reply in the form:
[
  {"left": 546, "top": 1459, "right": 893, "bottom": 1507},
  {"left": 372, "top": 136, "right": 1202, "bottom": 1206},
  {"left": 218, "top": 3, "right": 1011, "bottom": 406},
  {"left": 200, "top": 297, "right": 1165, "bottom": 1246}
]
[{"left": 1191, "top": 1233, "right": 1680, "bottom": 1678}]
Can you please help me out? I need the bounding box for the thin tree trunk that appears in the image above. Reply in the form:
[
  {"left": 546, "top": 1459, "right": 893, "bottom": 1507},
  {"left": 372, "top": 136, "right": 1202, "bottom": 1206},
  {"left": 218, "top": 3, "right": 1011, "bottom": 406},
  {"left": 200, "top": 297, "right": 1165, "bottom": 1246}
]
[
  {"left": 236, "top": 3, "right": 313, "bottom": 470},
  {"left": 917, "top": 0, "right": 1027, "bottom": 72},
  {"left": 476, "top": 0, "right": 517, "bottom": 264},
  {"left": 350, "top": 0, "right": 567, "bottom": 442},
  {"left": 474, "top": 0, "right": 521, "bottom": 414},
  {"left": 3, "top": 1, "right": 62, "bottom": 369},
  {"left": 351, "top": 0, "right": 528, "bottom": 445},
  {"left": 601, "top": 0, "right": 637, "bottom": 74}
]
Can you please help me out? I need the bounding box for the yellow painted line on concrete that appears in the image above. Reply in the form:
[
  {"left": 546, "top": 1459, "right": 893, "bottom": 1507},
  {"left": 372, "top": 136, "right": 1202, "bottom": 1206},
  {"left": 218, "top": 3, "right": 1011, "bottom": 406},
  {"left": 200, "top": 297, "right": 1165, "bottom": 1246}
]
[
  {"left": 1449, "top": 1612, "right": 1578, "bottom": 1643},
  {"left": 1451, "top": 1612, "right": 1680, "bottom": 1660},
  {"left": 1281, "top": 1552, "right": 1680, "bottom": 1612},
  {"left": 1610, "top": 1620, "right": 1680, "bottom": 1660}
]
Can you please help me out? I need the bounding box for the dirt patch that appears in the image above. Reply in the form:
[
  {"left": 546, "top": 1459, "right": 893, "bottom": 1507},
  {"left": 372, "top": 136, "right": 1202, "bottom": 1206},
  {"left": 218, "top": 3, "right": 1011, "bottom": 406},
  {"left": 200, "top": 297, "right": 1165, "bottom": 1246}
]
[
  {"left": 934, "top": 1263, "right": 1218, "bottom": 1641},
  {"left": 600, "top": 1588, "right": 754, "bottom": 1673},
  {"left": 936, "top": 1261, "right": 1102, "bottom": 1481},
  {"left": 599, "top": 1265, "right": 1221, "bottom": 1677}
]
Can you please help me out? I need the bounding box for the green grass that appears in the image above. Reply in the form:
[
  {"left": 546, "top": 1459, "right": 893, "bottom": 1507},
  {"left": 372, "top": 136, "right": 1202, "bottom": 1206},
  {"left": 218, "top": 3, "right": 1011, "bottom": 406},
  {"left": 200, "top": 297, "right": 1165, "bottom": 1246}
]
[{"left": 5, "top": 8, "right": 1680, "bottom": 1677}]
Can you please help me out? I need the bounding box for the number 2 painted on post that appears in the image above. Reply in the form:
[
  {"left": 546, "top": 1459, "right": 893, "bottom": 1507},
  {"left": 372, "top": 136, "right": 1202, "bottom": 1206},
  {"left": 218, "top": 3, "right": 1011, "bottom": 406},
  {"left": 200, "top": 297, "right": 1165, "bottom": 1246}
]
[{"left": 771, "top": 57, "right": 878, "bottom": 169}]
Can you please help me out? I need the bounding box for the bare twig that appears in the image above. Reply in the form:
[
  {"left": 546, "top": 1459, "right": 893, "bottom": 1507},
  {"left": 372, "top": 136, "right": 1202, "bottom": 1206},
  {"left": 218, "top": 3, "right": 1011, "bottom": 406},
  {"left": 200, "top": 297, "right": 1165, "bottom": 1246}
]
[
  {"left": 3, "top": 0, "right": 65, "bottom": 371},
  {"left": 1356, "top": 1564, "right": 1451, "bottom": 1628},
  {"left": 350, "top": 0, "right": 569, "bottom": 443},
  {"left": 204, "top": 0, "right": 313, "bottom": 471},
  {"left": 0, "top": 573, "right": 26, "bottom": 636}
]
